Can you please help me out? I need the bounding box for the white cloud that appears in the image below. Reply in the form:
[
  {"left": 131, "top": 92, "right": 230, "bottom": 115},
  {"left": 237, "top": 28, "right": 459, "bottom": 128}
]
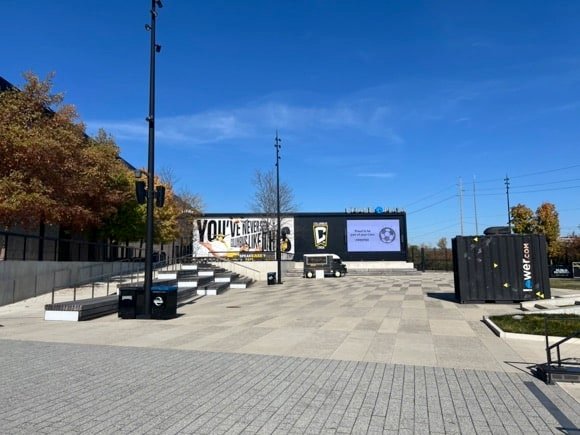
[{"left": 86, "top": 98, "right": 403, "bottom": 146}]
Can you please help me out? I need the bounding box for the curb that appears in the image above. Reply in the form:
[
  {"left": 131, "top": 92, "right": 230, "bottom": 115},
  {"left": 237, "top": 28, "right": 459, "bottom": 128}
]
[{"left": 482, "top": 315, "right": 580, "bottom": 343}]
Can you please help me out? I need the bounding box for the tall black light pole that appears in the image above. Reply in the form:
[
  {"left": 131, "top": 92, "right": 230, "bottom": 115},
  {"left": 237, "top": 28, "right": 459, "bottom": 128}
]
[
  {"left": 144, "top": 0, "right": 163, "bottom": 317},
  {"left": 275, "top": 131, "right": 282, "bottom": 284}
]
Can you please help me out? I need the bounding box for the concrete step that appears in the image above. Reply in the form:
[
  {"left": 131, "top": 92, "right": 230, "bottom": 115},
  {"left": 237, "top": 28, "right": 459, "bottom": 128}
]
[
  {"left": 197, "top": 282, "right": 229, "bottom": 296},
  {"left": 215, "top": 272, "right": 239, "bottom": 283},
  {"left": 197, "top": 267, "right": 227, "bottom": 277},
  {"left": 230, "top": 277, "right": 253, "bottom": 289},
  {"left": 178, "top": 275, "right": 212, "bottom": 288},
  {"left": 177, "top": 270, "right": 199, "bottom": 281},
  {"left": 521, "top": 295, "right": 580, "bottom": 312},
  {"left": 45, "top": 294, "right": 118, "bottom": 321},
  {"left": 157, "top": 271, "right": 177, "bottom": 280}
]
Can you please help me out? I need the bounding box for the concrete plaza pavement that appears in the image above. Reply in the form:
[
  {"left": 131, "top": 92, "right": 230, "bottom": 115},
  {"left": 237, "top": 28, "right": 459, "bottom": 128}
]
[{"left": 1, "top": 272, "right": 580, "bottom": 433}]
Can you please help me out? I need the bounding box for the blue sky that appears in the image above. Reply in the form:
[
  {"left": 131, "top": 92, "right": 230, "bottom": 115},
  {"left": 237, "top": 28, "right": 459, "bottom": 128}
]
[{"left": 3, "top": 0, "right": 580, "bottom": 246}]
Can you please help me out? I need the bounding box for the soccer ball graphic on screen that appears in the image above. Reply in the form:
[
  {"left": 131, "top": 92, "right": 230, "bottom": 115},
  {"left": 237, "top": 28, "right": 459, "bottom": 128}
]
[{"left": 379, "top": 227, "right": 396, "bottom": 244}]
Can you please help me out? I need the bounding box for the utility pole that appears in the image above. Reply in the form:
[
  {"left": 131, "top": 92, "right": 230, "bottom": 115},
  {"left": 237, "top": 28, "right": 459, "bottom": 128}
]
[
  {"left": 275, "top": 131, "right": 282, "bottom": 284},
  {"left": 458, "top": 177, "right": 464, "bottom": 235},
  {"left": 473, "top": 175, "right": 479, "bottom": 234},
  {"left": 505, "top": 175, "right": 512, "bottom": 233},
  {"left": 143, "top": 0, "right": 163, "bottom": 318}
]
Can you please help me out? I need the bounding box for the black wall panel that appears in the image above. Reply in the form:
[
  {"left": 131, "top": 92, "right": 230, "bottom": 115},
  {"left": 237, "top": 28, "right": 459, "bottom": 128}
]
[
  {"left": 294, "top": 213, "right": 408, "bottom": 262},
  {"left": 453, "top": 234, "right": 550, "bottom": 303},
  {"left": 198, "top": 212, "right": 408, "bottom": 262}
]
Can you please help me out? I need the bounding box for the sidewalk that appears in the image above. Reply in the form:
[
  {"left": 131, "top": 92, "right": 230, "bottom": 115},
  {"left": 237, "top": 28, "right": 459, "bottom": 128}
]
[{"left": 1, "top": 272, "right": 580, "bottom": 433}]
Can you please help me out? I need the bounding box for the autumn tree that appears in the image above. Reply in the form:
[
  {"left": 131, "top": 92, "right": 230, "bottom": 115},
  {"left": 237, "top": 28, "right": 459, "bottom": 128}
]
[
  {"left": 510, "top": 201, "right": 562, "bottom": 259},
  {"left": 0, "top": 72, "right": 132, "bottom": 231},
  {"left": 158, "top": 167, "right": 204, "bottom": 243},
  {"left": 510, "top": 204, "right": 535, "bottom": 234},
  {"left": 561, "top": 233, "right": 580, "bottom": 262},
  {"left": 535, "top": 202, "right": 562, "bottom": 259}
]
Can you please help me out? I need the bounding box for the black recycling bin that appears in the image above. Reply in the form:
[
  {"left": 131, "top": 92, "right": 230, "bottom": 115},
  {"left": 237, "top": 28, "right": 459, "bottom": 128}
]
[
  {"left": 151, "top": 284, "right": 178, "bottom": 319},
  {"left": 118, "top": 285, "right": 146, "bottom": 319},
  {"left": 267, "top": 272, "right": 276, "bottom": 285}
]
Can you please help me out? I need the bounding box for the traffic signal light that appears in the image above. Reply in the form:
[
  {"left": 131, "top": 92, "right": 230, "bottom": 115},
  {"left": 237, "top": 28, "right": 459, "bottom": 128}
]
[
  {"left": 135, "top": 181, "right": 147, "bottom": 204},
  {"left": 155, "top": 185, "right": 166, "bottom": 207}
]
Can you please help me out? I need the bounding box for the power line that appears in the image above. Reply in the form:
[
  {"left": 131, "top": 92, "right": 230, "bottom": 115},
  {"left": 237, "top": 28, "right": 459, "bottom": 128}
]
[
  {"left": 401, "top": 164, "right": 579, "bottom": 211},
  {"left": 402, "top": 183, "right": 456, "bottom": 208},
  {"left": 512, "top": 177, "right": 580, "bottom": 189},
  {"left": 469, "top": 163, "right": 580, "bottom": 184},
  {"left": 464, "top": 184, "right": 580, "bottom": 197},
  {"left": 407, "top": 195, "right": 456, "bottom": 215},
  {"left": 511, "top": 185, "right": 580, "bottom": 194},
  {"left": 410, "top": 222, "right": 460, "bottom": 239},
  {"left": 471, "top": 177, "right": 580, "bottom": 193},
  {"left": 510, "top": 163, "right": 580, "bottom": 180}
]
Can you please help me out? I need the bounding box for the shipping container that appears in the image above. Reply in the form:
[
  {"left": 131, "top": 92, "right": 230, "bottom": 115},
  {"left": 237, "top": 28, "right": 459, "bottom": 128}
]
[{"left": 452, "top": 234, "right": 551, "bottom": 303}]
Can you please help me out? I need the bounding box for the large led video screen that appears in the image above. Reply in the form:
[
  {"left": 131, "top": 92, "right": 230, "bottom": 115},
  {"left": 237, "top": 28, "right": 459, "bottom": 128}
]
[{"left": 346, "top": 219, "right": 401, "bottom": 252}]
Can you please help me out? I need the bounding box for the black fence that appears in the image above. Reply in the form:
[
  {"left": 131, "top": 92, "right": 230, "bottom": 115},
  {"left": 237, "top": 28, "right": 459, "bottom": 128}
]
[
  {"left": 0, "top": 230, "right": 193, "bottom": 262},
  {"left": 409, "top": 246, "right": 453, "bottom": 272}
]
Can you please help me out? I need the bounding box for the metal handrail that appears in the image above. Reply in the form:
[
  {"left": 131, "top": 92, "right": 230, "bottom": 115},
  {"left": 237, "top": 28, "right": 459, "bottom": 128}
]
[
  {"left": 543, "top": 316, "right": 580, "bottom": 385},
  {"left": 199, "top": 255, "right": 261, "bottom": 274},
  {"left": 194, "top": 255, "right": 263, "bottom": 282}
]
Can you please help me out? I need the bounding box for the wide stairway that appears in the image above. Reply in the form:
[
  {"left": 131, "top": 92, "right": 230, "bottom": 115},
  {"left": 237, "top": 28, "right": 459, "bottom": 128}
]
[{"left": 157, "top": 262, "right": 253, "bottom": 296}]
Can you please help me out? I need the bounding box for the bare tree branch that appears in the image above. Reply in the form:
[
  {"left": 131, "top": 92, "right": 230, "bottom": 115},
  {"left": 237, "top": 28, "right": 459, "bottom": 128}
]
[{"left": 249, "top": 169, "right": 297, "bottom": 216}]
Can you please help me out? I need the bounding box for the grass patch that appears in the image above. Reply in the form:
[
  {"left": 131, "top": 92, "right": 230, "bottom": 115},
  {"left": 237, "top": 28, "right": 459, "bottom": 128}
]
[
  {"left": 490, "top": 313, "right": 580, "bottom": 336},
  {"left": 550, "top": 278, "right": 580, "bottom": 290}
]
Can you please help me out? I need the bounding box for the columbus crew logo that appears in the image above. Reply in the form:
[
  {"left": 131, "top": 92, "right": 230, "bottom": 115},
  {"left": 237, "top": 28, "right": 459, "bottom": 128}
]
[{"left": 313, "top": 222, "right": 328, "bottom": 249}]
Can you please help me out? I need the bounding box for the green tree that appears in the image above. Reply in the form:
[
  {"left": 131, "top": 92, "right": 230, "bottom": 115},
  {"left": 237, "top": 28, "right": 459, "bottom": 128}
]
[
  {"left": 100, "top": 197, "right": 145, "bottom": 244},
  {"left": 510, "top": 203, "right": 535, "bottom": 234}
]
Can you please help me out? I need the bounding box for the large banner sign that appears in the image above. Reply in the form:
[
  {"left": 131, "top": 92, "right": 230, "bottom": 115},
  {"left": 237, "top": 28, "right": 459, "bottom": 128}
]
[
  {"left": 346, "top": 219, "right": 401, "bottom": 252},
  {"left": 193, "top": 217, "right": 295, "bottom": 260}
]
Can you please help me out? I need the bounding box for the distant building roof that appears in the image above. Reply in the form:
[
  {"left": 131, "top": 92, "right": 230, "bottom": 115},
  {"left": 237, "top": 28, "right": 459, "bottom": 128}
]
[{"left": 0, "top": 76, "right": 16, "bottom": 92}]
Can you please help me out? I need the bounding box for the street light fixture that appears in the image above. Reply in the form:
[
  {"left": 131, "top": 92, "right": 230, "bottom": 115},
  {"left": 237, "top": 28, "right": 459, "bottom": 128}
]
[
  {"left": 275, "top": 131, "right": 282, "bottom": 284},
  {"left": 143, "top": 0, "right": 163, "bottom": 317}
]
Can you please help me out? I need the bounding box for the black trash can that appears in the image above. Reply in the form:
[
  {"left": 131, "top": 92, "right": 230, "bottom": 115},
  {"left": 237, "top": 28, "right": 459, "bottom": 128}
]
[
  {"left": 151, "top": 284, "right": 178, "bottom": 320},
  {"left": 267, "top": 272, "right": 276, "bottom": 285},
  {"left": 118, "top": 285, "right": 146, "bottom": 319}
]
